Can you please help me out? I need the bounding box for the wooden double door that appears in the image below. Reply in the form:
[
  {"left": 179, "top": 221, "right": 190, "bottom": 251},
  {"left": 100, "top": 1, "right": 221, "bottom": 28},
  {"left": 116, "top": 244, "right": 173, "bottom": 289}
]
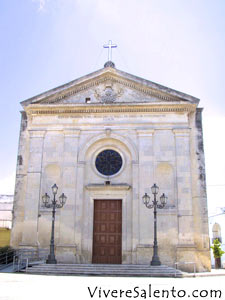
[{"left": 92, "top": 200, "right": 122, "bottom": 264}]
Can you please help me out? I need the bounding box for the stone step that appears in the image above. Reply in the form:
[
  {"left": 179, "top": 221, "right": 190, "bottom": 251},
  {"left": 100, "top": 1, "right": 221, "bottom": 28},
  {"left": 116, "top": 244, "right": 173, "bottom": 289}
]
[
  {"left": 25, "top": 264, "right": 183, "bottom": 277},
  {"left": 27, "top": 269, "right": 179, "bottom": 275},
  {"left": 26, "top": 269, "right": 181, "bottom": 276},
  {"left": 27, "top": 263, "right": 178, "bottom": 268},
  {"left": 26, "top": 267, "right": 179, "bottom": 273},
  {"left": 26, "top": 271, "right": 179, "bottom": 277},
  {"left": 28, "top": 267, "right": 177, "bottom": 273},
  {"left": 29, "top": 264, "right": 175, "bottom": 269}
]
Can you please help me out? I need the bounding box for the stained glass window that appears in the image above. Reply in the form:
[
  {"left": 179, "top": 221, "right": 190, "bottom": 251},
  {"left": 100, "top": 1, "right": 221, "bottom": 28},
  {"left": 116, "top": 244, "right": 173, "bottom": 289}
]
[{"left": 95, "top": 149, "right": 122, "bottom": 176}]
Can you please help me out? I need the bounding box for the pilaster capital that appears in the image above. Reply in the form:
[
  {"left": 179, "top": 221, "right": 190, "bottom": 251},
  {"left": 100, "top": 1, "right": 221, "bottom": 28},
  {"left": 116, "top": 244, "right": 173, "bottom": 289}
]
[
  {"left": 173, "top": 128, "right": 190, "bottom": 137},
  {"left": 28, "top": 130, "right": 46, "bottom": 138},
  {"left": 136, "top": 129, "right": 154, "bottom": 137},
  {"left": 77, "top": 161, "right": 86, "bottom": 166},
  {"left": 63, "top": 129, "right": 80, "bottom": 137}
]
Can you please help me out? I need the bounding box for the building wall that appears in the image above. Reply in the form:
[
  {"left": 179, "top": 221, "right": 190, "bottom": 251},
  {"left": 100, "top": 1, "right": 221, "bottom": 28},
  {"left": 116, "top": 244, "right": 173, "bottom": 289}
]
[
  {"left": 0, "top": 228, "right": 11, "bottom": 247},
  {"left": 209, "top": 212, "right": 225, "bottom": 268},
  {"left": 0, "top": 195, "right": 13, "bottom": 247},
  {"left": 11, "top": 99, "right": 210, "bottom": 271}
]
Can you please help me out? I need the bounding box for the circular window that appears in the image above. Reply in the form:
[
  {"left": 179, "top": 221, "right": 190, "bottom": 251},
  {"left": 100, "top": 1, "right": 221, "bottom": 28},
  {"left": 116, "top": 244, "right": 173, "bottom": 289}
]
[{"left": 95, "top": 149, "right": 123, "bottom": 176}]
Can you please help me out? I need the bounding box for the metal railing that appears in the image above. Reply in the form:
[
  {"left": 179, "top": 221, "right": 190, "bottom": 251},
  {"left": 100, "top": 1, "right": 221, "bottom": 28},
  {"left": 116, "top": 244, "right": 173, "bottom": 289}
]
[
  {"left": 0, "top": 249, "right": 15, "bottom": 270},
  {"left": 14, "top": 248, "right": 48, "bottom": 272},
  {"left": 13, "top": 255, "right": 29, "bottom": 272},
  {"left": 0, "top": 248, "right": 48, "bottom": 272}
]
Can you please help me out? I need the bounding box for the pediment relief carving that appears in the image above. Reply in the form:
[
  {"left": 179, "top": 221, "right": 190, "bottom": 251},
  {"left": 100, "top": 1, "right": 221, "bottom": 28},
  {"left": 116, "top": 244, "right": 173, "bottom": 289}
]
[
  {"left": 94, "top": 84, "right": 124, "bottom": 103},
  {"left": 35, "top": 74, "right": 185, "bottom": 105},
  {"left": 22, "top": 66, "right": 200, "bottom": 108}
]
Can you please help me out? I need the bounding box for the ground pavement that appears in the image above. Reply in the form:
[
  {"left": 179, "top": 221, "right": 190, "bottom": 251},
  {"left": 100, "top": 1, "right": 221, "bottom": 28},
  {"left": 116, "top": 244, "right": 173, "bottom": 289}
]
[{"left": 0, "top": 271, "right": 225, "bottom": 300}]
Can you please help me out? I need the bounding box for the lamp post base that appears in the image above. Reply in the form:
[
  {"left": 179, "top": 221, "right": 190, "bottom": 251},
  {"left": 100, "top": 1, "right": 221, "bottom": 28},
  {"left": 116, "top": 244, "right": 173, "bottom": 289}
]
[
  {"left": 46, "top": 256, "right": 57, "bottom": 264},
  {"left": 151, "top": 256, "right": 161, "bottom": 266}
]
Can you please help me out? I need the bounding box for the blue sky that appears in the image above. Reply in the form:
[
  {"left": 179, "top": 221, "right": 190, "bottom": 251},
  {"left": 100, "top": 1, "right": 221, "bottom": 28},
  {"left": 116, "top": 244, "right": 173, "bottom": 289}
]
[{"left": 0, "top": 0, "right": 225, "bottom": 214}]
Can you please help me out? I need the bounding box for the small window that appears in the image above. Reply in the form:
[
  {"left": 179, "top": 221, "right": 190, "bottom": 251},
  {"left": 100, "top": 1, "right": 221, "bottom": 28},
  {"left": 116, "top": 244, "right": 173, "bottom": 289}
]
[
  {"left": 18, "top": 155, "right": 23, "bottom": 166},
  {"left": 85, "top": 97, "right": 91, "bottom": 103}
]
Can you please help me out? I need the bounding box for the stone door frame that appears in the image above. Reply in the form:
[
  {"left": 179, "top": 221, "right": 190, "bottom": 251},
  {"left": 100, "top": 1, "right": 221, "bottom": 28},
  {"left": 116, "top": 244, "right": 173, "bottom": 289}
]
[{"left": 84, "top": 185, "right": 131, "bottom": 264}]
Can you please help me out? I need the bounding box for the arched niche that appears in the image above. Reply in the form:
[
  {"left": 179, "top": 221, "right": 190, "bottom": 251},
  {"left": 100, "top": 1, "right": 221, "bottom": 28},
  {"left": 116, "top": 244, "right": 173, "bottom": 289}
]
[
  {"left": 78, "top": 132, "right": 138, "bottom": 163},
  {"left": 155, "top": 162, "right": 175, "bottom": 206},
  {"left": 84, "top": 137, "right": 133, "bottom": 184}
]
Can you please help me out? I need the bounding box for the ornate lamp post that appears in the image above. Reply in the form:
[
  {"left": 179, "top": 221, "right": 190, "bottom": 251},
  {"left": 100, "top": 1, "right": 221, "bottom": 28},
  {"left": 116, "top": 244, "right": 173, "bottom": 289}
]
[
  {"left": 142, "top": 183, "right": 167, "bottom": 266},
  {"left": 42, "top": 184, "right": 67, "bottom": 264}
]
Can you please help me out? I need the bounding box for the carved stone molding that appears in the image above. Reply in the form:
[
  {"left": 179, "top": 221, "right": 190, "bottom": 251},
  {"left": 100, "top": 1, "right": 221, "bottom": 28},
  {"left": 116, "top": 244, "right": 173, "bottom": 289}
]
[
  {"left": 94, "top": 85, "right": 124, "bottom": 103},
  {"left": 26, "top": 103, "right": 196, "bottom": 116},
  {"left": 36, "top": 75, "right": 186, "bottom": 105},
  {"left": 105, "top": 128, "right": 112, "bottom": 136},
  {"left": 85, "top": 183, "right": 131, "bottom": 191}
]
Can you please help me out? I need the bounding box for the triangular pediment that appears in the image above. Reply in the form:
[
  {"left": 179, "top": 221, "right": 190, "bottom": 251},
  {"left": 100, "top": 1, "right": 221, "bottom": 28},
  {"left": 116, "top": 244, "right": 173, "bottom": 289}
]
[{"left": 21, "top": 65, "right": 199, "bottom": 107}]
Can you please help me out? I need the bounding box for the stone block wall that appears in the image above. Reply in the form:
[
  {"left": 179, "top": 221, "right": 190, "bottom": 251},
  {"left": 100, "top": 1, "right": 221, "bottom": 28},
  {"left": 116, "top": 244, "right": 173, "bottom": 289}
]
[{"left": 10, "top": 105, "right": 210, "bottom": 271}]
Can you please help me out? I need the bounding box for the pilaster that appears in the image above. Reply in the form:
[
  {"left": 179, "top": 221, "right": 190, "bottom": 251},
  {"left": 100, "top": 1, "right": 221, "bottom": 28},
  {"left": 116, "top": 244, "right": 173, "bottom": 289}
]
[
  {"left": 173, "top": 129, "right": 194, "bottom": 245},
  {"left": 136, "top": 130, "right": 154, "bottom": 258},
  {"left": 21, "top": 130, "right": 45, "bottom": 246},
  {"left": 75, "top": 160, "right": 85, "bottom": 254},
  {"left": 58, "top": 130, "right": 80, "bottom": 249}
]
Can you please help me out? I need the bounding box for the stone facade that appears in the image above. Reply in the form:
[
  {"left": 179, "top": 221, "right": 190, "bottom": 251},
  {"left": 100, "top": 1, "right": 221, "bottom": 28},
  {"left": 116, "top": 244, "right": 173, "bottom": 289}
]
[{"left": 11, "top": 63, "right": 211, "bottom": 271}]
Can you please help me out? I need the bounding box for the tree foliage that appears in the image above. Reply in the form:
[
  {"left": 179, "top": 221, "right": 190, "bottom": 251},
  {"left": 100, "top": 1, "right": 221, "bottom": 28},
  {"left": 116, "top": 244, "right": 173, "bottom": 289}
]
[{"left": 211, "top": 239, "right": 225, "bottom": 258}]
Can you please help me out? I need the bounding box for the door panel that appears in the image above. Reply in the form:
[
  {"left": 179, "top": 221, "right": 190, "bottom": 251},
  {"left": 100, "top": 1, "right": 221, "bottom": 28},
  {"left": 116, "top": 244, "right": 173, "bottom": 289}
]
[{"left": 92, "top": 200, "right": 122, "bottom": 264}]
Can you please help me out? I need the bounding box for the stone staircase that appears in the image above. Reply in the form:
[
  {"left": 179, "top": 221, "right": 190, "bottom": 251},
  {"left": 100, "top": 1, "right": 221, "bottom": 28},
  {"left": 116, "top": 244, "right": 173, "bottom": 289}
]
[{"left": 25, "top": 263, "right": 184, "bottom": 277}]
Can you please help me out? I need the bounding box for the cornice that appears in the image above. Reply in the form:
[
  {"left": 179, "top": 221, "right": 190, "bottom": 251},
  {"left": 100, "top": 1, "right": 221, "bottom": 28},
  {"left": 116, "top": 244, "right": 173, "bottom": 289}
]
[
  {"left": 26, "top": 103, "right": 196, "bottom": 116},
  {"left": 85, "top": 183, "right": 131, "bottom": 191}
]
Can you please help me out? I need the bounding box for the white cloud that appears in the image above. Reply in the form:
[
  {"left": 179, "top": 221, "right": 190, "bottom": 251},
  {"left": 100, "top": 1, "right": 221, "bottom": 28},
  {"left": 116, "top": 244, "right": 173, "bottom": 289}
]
[{"left": 32, "top": 0, "right": 48, "bottom": 12}]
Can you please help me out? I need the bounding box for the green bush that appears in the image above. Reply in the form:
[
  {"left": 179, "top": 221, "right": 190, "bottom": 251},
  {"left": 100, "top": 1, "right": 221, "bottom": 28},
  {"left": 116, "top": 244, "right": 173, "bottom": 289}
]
[
  {"left": 0, "top": 246, "right": 15, "bottom": 264},
  {"left": 0, "top": 246, "right": 13, "bottom": 254},
  {"left": 211, "top": 239, "right": 225, "bottom": 258}
]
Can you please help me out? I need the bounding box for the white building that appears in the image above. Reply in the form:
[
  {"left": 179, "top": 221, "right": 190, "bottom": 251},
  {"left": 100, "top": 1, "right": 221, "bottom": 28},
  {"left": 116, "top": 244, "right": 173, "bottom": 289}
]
[
  {"left": 11, "top": 61, "right": 210, "bottom": 271},
  {"left": 209, "top": 207, "right": 225, "bottom": 268},
  {"left": 0, "top": 195, "right": 13, "bottom": 229}
]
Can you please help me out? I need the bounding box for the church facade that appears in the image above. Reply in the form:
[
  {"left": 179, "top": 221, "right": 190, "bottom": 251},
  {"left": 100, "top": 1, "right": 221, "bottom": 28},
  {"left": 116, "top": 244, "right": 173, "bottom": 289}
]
[{"left": 11, "top": 61, "right": 211, "bottom": 271}]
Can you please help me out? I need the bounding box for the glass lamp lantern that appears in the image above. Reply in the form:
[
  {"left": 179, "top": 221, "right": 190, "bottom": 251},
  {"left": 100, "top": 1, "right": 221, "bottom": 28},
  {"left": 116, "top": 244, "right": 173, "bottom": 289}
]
[
  {"left": 59, "top": 193, "right": 67, "bottom": 206},
  {"left": 52, "top": 184, "right": 58, "bottom": 195},
  {"left": 42, "top": 193, "right": 50, "bottom": 206},
  {"left": 142, "top": 193, "right": 150, "bottom": 206},
  {"left": 151, "top": 183, "right": 159, "bottom": 195},
  {"left": 160, "top": 193, "right": 167, "bottom": 205}
]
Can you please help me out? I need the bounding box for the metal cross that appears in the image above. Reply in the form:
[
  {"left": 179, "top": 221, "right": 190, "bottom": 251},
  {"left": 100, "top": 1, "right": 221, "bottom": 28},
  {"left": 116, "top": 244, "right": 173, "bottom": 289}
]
[{"left": 103, "top": 40, "right": 117, "bottom": 61}]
